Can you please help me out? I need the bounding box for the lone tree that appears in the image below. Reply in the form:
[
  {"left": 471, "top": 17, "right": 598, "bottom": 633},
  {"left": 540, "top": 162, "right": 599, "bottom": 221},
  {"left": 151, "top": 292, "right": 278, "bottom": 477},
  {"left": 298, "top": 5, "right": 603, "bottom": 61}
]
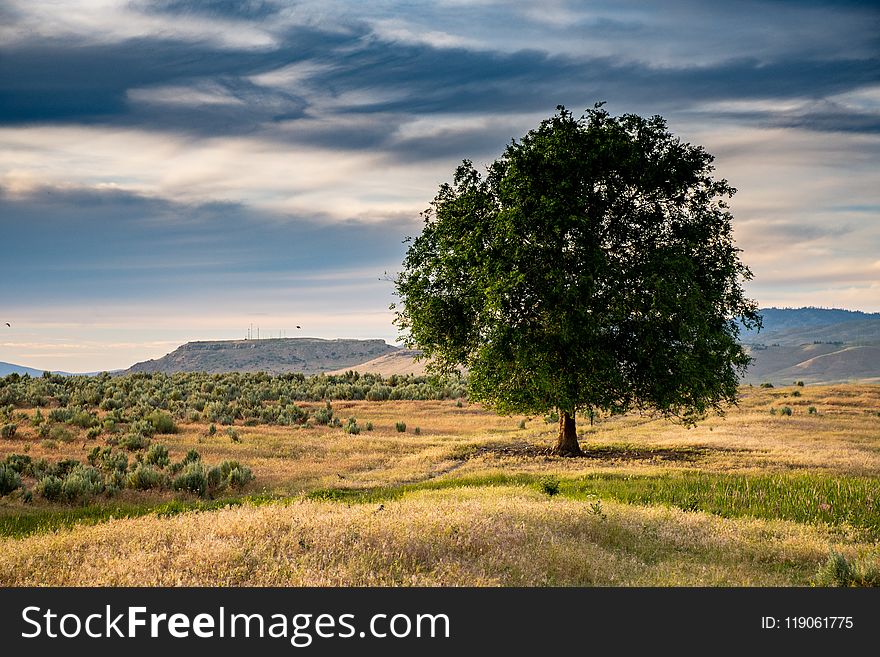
[{"left": 393, "top": 104, "right": 761, "bottom": 456}]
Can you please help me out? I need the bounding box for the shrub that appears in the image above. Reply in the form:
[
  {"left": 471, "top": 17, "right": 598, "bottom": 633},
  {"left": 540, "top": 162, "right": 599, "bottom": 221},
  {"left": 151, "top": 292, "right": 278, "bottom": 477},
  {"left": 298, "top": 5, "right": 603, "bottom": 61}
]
[
  {"left": 119, "top": 432, "right": 151, "bottom": 451},
  {"left": 543, "top": 411, "right": 559, "bottom": 424},
  {"left": 796, "top": 380, "right": 805, "bottom": 387},
  {"left": 365, "top": 422, "right": 373, "bottom": 431},
  {"left": 129, "top": 419, "right": 156, "bottom": 438},
  {"left": 395, "top": 421, "right": 407, "bottom": 433},
  {"left": 808, "top": 406, "right": 818, "bottom": 414},
  {"left": 456, "top": 399, "right": 464, "bottom": 408},
  {"left": 3, "top": 453, "right": 32, "bottom": 475},
  {"left": 48, "top": 407, "right": 74, "bottom": 423},
  {"left": 208, "top": 423, "right": 217, "bottom": 436},
  {"left": 49, "top": 425, "right": 75, "bottom": 443},
  {"left": 183, "top": 449, "right": 201, "bottom": 464},
  {"left": 31, "top": 409, "right": 44, "bottom": 426},
  {"left": 760, "top": 382, "right": 774, "bottom": 388},
  {"left": 147, "top": 410, "right": 177, "bottom": 434},
  {"left": 61, "top": 465, "right": 104, "bottom": 501},
  {"left": 219, "top": 460, "right": 254, "bottom": 489},
  {"left": 206, "top": 466, "right": 223, "bottom": 491},
  {"left": 145, "top": 443, "right": 170, "bottom": 469},
  {"left": 414, "top": 427, "right": 421, "bottom": 435},
  {"left": 225, "top": 427, "right": 241, "bottom": 443},
  {"left": 779, "top": 406, "right": 793, "bottom": 416},
  {"left": 791, "top": 390, "right": 801, "bottom": 397},
  {"left": 813, "top": 552, "right": 880, "bottom": 587},
  {"left": 172, "top": 463, "right": 208, "bottom": 497},
  {"left": 86, "top": 426, "right": 102, "bottom": 440},
  {"left": 69, "top": 410, "right": 99, "bottom": 429},
  {"left": 518, "top": 419, "right": 527, "bottom": 429},
  {"left": 343, "top": 417, "right": 360, "bottom": 435},
  {"left": 40, "top": 439, "right": 58, "bottom": 450},
  {"left": 0, "top": 423, "right": 17, "bottom": 439},
  {"left": 0, "top": 464, "right": 22, "bottom": 495},
  {"left": 127, "top": 464, "right": 165, "bottom": 490},
  {"left": 539, "top": 476, "right": 560, "bottom": 496},
  {"left": 34, "top": 475, "right": 63, "bottom": 500},
  {"left": 313, "top": 402, "right": 335, "bottom": 426}
]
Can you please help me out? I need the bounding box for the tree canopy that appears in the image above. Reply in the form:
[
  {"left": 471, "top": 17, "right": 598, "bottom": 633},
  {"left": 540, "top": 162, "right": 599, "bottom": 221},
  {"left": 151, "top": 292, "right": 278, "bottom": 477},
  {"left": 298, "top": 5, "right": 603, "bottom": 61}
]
[{"left": 393, "top": 104, "right": 761, "bottom": 455}]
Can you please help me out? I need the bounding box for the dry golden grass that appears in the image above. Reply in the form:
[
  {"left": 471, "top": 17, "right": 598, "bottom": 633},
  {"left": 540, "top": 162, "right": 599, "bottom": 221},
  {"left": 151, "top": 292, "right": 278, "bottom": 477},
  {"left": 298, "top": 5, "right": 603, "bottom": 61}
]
[
  {"left": 1, "top": 384, "right": 879, "bottom": 586},
  {"left": 2, "top": 487, "right": 876, "bottom": 587}
]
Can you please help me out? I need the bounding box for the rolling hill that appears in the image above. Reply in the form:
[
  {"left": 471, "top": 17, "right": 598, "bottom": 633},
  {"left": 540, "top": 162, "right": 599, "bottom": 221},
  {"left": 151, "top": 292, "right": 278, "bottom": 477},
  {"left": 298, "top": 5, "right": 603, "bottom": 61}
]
[
  {"left": 741, "top": 307, "right": 880, "bottom": 384},
  {"left": 125, "top": 338, "right": 397, "bottom": 376}
]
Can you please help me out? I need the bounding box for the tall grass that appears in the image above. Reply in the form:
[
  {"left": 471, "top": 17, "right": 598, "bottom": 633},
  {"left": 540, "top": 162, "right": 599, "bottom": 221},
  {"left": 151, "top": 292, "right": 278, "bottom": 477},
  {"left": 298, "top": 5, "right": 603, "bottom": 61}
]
[{"left": 309, "top": 471, "right": 880, "bottom": 536}]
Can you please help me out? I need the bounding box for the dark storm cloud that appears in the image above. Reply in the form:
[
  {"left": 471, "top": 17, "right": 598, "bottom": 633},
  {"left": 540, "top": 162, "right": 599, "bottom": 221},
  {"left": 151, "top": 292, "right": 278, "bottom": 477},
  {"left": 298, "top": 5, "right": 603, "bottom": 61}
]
[
  {"left": 0, "top": 185, "right": 410, "bottom": 304},
  {"left": 143, "top": 0, "right": 283, "bottom": 20},
  {"left": 2, "top": 4, "right": 878, "bottom": 152}
]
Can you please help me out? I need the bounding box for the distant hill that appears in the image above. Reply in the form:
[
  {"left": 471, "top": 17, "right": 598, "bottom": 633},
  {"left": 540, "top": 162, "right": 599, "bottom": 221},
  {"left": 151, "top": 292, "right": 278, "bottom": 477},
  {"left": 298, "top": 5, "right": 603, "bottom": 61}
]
[
  {"left": 0, "top": 362, "right": 75, "bottom": 377},
  {"left": 742, "top": 307, "right": 880, "bottom": 384},
  {"left": 0, "top": 361, "right": 50, "bottom": 377},
  {"left": 125, "top": 338, "right": 398, "bottom": 375},
  {"left": 329, "top": 350, "right": 428, "bottom": 376}
]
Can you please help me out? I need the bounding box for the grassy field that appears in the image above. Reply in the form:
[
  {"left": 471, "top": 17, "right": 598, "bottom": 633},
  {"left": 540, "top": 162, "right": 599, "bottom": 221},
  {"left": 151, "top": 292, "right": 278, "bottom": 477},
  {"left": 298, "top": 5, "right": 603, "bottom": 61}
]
[{"left": 1, "top": 384, "right": 879, "bottom": 586}]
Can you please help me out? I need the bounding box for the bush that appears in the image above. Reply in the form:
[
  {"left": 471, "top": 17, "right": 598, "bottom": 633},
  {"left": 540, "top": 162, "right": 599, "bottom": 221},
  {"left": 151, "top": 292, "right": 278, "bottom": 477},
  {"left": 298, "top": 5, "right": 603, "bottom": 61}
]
[
  {"left": 791, "top": 390, "right": 801, "bottom": 397},
  {"left": 209, "top": 423, "right": 217, "bottom": 436},
  {"left": 0, "top": 423, "right": 17, "bottom": 439},
  {"left": 313, "top": 403, "right": 335, "bottom": 426},
  {"left": 543, "top": 411, "right": 559, "bottom": 424},
  {"left": 34, "top": 475, "right": 63, "bottom": 500},
  {"left": 147, "top": 410, "right": 177, "bottom": 434},
  {"left": 365, "top": 422, "right": 373, "bottom": 431},
  {"left": 796, "top": 380, "right": 805, "bottom": 387},
  {"left": 129, "top": 419, "right": 156, "bottom": 438},
  {"left": 814, "top": 552, "right": 880, "bottom": 587},
  {"left": 86, "top": 426, "right": 102, "bottom": 440},
  {"left": 343, "top": 417, "right": 361, "bottom": 435},
  {"left": 61, "top": 465, "right": 104, "bottom": 501},
  {"left": 219, "top": 460, "right": 254, "bottom": 489},
  {"left": 119, "top": 432, "right": 151, "bottom": 451},
  {"left": 539, "top": 476, "right": 560, "bottom": 496},
  {"left": 3, "top": 453, "right": 32, "bottom": 475},
  {"left": 395, "top": 421, "right": 406, "bottom": 433},
  {"left": 48, "top": 407, "right": 74, "bottom": 423},
  {"left": 172, "top": 463, "right": 208, "bottom": 497},
  {"left": 31, "top": 409, "right": 45, "bottom": 426},
  {"left": 760, "top": 382, "right": 774, "bottom": 388},
  {"left": 225, "top": 427, "right": 241, "bottom": 443},
  {"left": 127, "top": 464, "right": 165, "bottom": 490},
  {"left": 144, "top": 443, "right": 170, "bottom": 469},
  {"left": 808, "top": 406, "right": 818, "bottom": 414},
  {"left": 0, "top": 464, "right": 22, "bottom": 495},
  {"left": 69, "top": 410, "right": 99, "bottom": 429},
  {"left": 779, "top": 406, "right": 793, "bottom": 416},
  {"left": 49, "top": 425, "right": 75, "bottom": 443},
  {"left": 518, "top": 419, "right": 527, "bottom": 429},
  {"left": 414, "top": 427, "right": 421, "bottom": 435}
]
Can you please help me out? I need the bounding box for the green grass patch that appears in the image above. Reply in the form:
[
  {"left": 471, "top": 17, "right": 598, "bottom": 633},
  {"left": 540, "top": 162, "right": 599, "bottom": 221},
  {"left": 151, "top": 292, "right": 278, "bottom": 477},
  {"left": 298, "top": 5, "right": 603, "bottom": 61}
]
[
  {"left": 309, "top": 470, "right": 880, "bottom": 536},
  {"left": 0, "top": 493, "right": 283, "bottom": 539}
]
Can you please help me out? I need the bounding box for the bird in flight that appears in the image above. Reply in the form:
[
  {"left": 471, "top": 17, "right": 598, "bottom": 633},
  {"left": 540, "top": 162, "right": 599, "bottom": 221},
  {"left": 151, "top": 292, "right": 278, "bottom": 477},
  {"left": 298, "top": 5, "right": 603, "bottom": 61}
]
[
  {"left": 296, "top": 325, "right": 301, "bottom": 329},
  {"left": 4, "top": 323, "right": 9, "bottom": 327}
]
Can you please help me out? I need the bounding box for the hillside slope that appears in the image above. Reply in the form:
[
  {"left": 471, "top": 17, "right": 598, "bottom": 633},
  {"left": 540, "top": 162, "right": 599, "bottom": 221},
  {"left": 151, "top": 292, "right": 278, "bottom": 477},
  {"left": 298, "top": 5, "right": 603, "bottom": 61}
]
[
  {"left": 126, "top": 338, "right": 397, "bottom": 375},
  {"left": 742, "top": 308, "right": 880, "bottom": 384},
  {"left": 328, "top": 350, "right": 428, "bottom": 376}
]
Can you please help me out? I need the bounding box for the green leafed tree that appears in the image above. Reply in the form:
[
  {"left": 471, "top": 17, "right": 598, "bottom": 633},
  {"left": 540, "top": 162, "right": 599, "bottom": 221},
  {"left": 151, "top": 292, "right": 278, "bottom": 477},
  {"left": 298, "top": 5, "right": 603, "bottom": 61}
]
[{"left": 393, "top": 104, "right": 761, "bottom": 456}]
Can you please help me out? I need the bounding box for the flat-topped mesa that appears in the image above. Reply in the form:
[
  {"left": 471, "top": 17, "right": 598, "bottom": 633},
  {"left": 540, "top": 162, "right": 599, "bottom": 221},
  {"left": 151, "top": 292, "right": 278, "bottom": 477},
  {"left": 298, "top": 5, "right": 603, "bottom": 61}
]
[{"left": 125, "top": 338, "right": 398, "bottom": 375}]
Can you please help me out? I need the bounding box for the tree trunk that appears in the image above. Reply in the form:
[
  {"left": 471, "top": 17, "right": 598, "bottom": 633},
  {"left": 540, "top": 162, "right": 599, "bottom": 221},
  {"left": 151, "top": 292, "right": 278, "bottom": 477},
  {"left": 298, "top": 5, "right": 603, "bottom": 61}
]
[{"left": 552, "top": 411, "right": 582, "bottom": 456}]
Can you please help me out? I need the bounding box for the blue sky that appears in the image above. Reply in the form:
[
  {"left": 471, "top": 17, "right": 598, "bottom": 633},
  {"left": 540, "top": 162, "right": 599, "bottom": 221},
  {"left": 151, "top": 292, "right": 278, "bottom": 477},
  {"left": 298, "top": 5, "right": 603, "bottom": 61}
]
[{"left": 1, "top": 0, "right": 879, "bottom": 372}]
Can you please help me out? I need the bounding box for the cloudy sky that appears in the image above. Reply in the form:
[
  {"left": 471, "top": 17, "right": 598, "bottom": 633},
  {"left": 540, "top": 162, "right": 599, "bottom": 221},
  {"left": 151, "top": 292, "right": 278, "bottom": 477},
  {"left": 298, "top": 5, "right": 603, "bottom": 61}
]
[{"left": 1, "top": 0, "right": 879, "bottom": 372}]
